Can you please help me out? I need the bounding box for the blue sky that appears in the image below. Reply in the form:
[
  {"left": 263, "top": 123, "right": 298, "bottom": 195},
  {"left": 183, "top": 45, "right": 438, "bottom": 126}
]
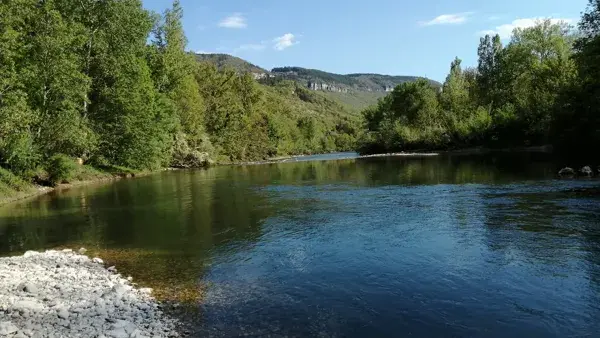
[{"left": 142, "top": 0, "right": 588, "bottom": 82}]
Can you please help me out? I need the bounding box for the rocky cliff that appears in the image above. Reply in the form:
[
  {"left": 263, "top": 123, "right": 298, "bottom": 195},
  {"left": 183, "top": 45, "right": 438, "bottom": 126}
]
[{"left": 271, "top": 67, "right": 440, "bottom": 93}]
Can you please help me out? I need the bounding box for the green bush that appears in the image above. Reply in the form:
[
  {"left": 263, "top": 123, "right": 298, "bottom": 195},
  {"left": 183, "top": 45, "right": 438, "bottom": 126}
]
[
  {"left": 46, "top": 154, "right": 77, "bottom": 186},
  {"left": 0, "top": 167, "right": 32, "bottom": 192}
]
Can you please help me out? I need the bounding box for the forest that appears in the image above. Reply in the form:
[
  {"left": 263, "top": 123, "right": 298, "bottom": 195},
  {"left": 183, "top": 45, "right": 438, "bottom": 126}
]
[
  {"left": 0, "top": 0, "right": 359, "bottom": 192},
  {"left": 1, "top": 0, "right": 599, "bottom": 198},
  {"left": 358, "top": 0, "right": 600, "bottom": 157}
]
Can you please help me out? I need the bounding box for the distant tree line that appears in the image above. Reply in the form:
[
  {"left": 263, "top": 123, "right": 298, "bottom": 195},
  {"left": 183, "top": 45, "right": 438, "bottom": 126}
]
[
  {"left": 0, "top": 0, "right": 358, "bottom": 185},
  {"left": 358, "top": 0, "right": 600, "bottom": 157}
]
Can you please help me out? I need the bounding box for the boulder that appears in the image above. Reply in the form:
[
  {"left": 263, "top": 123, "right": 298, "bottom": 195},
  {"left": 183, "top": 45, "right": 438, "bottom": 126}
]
[
  {"left": 23, "top": 251, "right": 39, "bottom": 258},
  {"left": 558, "top": 167, "right": 575, "bottom": 177},
  {"left": 580, "top": 166, "right": 594, "bottom": 177},
  {"left": 0, "top": 321, "right": 18, "bottom": 335},
  {"left": 57, "top": 308, "right": 69, "bottom": 319}
]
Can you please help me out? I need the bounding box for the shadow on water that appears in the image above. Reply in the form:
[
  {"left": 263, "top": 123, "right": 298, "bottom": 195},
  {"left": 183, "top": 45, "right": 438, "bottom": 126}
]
[{"left": 0, "top": 152, "right": 599, "bottom": 336}]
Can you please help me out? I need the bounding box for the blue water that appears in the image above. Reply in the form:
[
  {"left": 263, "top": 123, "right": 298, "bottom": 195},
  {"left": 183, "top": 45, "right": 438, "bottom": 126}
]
[{"left": 1, "top": 153, "right": 599, "bottom": 337}]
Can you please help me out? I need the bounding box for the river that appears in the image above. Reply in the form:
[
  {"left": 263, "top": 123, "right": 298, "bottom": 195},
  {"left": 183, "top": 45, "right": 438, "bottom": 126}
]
[{"left": 1, "top": 152, "right": 599, "bottom": 337}]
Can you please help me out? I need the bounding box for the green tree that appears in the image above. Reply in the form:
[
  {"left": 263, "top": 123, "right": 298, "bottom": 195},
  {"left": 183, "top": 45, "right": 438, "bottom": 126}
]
[
  {"left": 440, "top": 57, "right": 471, "bottom": 117},
  {"left": 150, "top": 0, "right": 211, "bottom": 166},
  {"left": 24, "top": 0, "right": 95, "bottom": 159},
  {"left": 0, "top": 0, "right": 38, "bottom": 173},
  {"left": 477, "top": 34, "right": 503, "bottom": 107},
  {"left": 499, "top": 19, "right": 576, "bottom": 143},
  {"left": 553, "top": 0, "right": 600, "bottom": 152},
  {"left": 88, "top": 0, "right": 174, "bottom": 169},
  {"left": 388, "top": 79, "right": 441, "bottom": 128}
]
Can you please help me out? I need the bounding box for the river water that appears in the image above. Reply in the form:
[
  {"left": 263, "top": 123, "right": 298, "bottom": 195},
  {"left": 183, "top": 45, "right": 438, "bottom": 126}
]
[{"left": 1, "top": 152, "right": 599, "bottom": 337}]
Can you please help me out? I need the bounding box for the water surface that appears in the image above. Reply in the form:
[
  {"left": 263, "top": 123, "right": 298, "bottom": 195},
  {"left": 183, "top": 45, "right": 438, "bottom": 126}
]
[{"left": 1, "top": 153, "right": 599, "bottom": 337}]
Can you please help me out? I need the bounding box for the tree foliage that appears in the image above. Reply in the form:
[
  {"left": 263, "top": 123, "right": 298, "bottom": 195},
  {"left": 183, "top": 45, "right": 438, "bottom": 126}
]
[
  {"left": 0, "top": 0, "right": 359, "bottom": 183},
  {"left": 358, "top": 17, "right": 595, "bottom": 155}
]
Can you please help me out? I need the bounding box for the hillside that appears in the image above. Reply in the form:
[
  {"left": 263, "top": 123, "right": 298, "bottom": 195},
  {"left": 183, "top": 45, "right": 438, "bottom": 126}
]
[
  {"left": 271, "top": 67, "right": 440, "bottom": 92},
  {"left": 319, "top": 91, "right": 388, "bottom": 112},
  {"left": 194, "top": 53, "right": 440, "bottom": 110},
  {"left": 194, "top": 53, "right": 267, "bottom": 74}
]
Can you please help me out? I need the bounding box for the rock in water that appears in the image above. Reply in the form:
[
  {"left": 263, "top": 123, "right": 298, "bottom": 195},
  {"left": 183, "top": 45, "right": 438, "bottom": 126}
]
[
  {"left": 0, "top": 321, "right": 18, "bottom": 335},
  {"left": 580, "top": 166, "right": 593, "bottom": 177},
  {"left": 558, "top": 167, "right": 575, "bottom": 177},
  {"left": 92, "top": 257, "right": 104, "bottom": 264},
  {"left": 78, "top": 247, "right": 87, "bottom": 254}
]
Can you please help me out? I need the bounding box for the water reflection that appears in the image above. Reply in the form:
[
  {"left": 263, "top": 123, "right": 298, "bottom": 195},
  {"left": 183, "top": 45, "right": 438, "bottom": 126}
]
[{"left": 0, "top": 153, "right": 599, "bottom": 337}]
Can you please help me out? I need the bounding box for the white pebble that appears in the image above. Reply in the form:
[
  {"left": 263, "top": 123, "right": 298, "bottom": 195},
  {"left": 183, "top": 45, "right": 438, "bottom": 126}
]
[{"left": 0, "top": 251, "right": 178, "bottom": 337}]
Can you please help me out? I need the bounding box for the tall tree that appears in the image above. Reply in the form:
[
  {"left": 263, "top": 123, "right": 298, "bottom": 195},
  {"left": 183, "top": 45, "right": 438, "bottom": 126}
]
[
  {"left": 476, "top": 34, "right": 503, "bottom": 107},
  {"left": 440, "top": 57, "right": 471, "bottom": 118},
  {"left": 24, "top": 0, "right": 94, "bottom": 158},
  {"left": 0, "top": 0, "right": 38, "bottom": 173},
  {"left": 89, "top": 0, "right": 174, "bottom": 169},
  {"left": 151, "top": 0, "right": 210, "bottom": 165},
  {"left": 500, "top": 20, "right": 576, "bottom": 142},
  {"left": 553, "top": 0, "right": 600, "bottom": 152}
]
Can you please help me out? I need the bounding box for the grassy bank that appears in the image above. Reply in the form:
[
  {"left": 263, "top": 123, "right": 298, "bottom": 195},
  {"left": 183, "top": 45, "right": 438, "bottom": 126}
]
[
  {"left": 0, "top": 164, "right": 144, "bottom": 207},
  {"left": 0, "top": 168, "right": 42, "bottom": 206}
]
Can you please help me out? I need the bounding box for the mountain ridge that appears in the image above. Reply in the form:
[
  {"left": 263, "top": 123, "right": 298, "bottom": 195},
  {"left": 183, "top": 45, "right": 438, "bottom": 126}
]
[{"left": 194, "top": 53, "right": 441, "bottom": 110}]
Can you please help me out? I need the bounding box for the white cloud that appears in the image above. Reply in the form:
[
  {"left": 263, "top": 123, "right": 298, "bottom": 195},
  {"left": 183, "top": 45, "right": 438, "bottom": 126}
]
[
  {"left": 273, "top": 33, "right": 298, "bottom": 51},
  {"left": 196, "top": 50, "right": 217, "bottom": 54},
  {"left": 420, "top": 12, "right": 474, "bottom": 26},
  {"left": 479, "top": 17, "right": 574, "bottom": 39},
  {"left": 218, "top": 13, "right": 247, "bottom": 29}
]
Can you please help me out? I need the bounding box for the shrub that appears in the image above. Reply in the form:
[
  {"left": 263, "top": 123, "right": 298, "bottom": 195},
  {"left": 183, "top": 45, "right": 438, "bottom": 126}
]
[
  {"left": 0, "top": 167, "right": 31, "bottom": 192},
  {"left": 46, "top": 154, "right": 77, "bottom": 186}
]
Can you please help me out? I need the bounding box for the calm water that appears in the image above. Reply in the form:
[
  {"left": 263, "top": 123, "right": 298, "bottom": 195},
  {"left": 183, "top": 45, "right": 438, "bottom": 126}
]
[{"left": 1, "top": 153, "right": 600, "bottom": 337}]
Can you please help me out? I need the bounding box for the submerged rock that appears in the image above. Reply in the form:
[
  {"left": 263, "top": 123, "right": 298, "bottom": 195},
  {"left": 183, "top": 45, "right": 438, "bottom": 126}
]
[{"left": 558, "top": 167, "right": 576, "bottom": 177}]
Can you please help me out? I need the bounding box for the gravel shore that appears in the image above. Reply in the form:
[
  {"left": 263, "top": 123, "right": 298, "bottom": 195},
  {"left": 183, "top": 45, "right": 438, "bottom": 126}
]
[{"left": 0, "top": 249, "right": 179, "bottom": 338}]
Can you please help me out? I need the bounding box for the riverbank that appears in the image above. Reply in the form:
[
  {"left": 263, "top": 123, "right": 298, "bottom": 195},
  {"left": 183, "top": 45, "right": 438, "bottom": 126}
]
[
  {"left": 0, "top": 249, "right": 179, "bottom": 337},
  {"left": 0, "top": 153, "right": 306, "bottom": 207},
  {"left": 0, "top": 165, "right": 154, "bottom": 208},
  {"left": 358, "top": 145, "right": 554, "bottom": 157},
  {"left": 0, "top": 145, "right": 575, "bottom": 208}
]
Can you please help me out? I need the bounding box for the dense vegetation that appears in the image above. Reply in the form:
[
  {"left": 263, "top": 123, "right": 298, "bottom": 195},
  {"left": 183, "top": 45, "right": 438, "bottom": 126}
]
[
  {"left": 194, "top": 53, "right": 267, "bottom": 74},
  {"left": 359, "top": 1, "right": 600, "bottom": 157},
  {"left": 0, "top": 0, "right": 359, "bottom": 192}
]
